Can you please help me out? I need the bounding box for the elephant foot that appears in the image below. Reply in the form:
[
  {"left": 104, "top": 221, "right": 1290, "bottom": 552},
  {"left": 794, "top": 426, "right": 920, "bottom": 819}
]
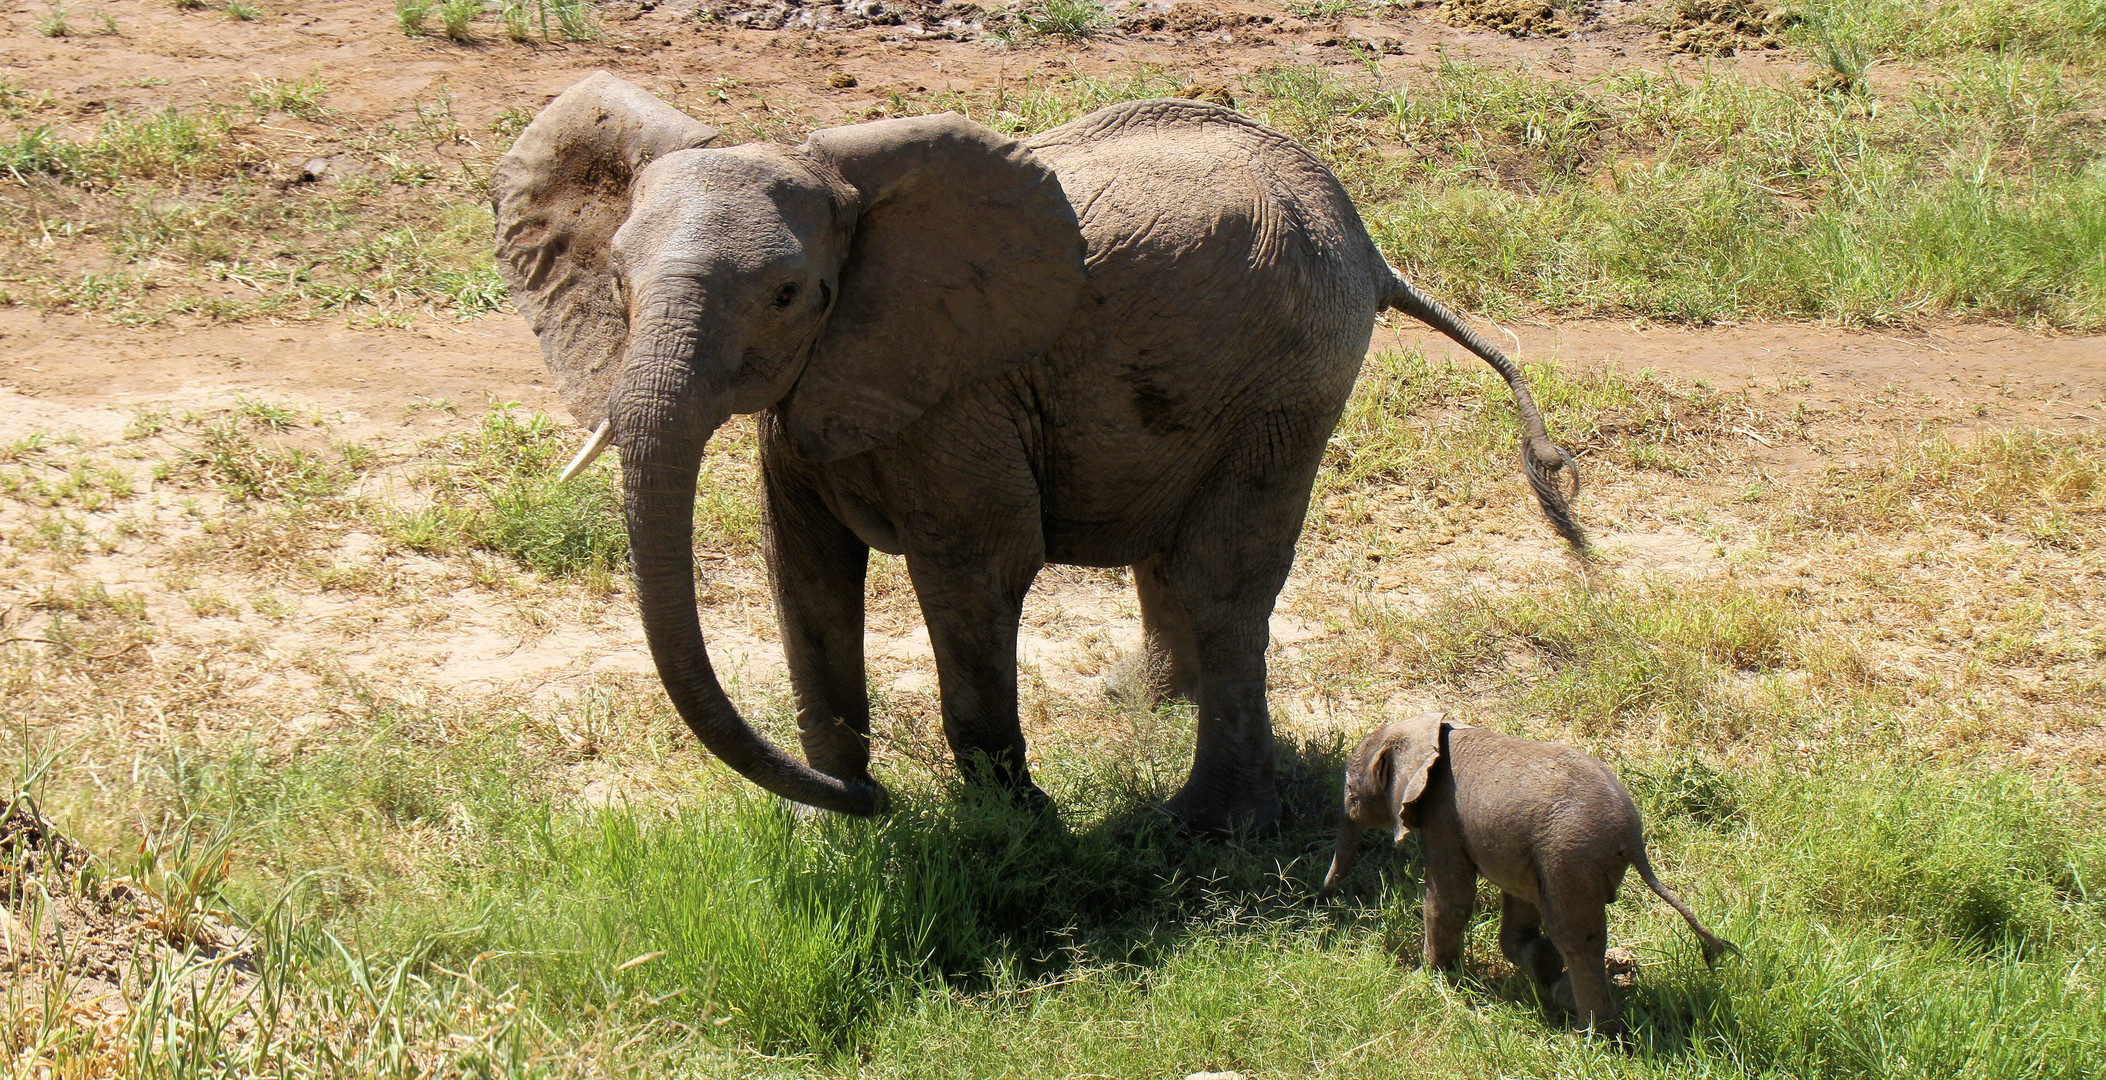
[
  {"left": 1547, "top": 976, "right": 1624, "bottom": 1038},
  {"left": 1164, "top": 779, "right": 1282, "bottom": 836}
]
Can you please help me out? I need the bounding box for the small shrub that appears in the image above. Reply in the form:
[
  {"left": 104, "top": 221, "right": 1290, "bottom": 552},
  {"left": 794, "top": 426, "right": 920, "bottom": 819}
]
[
  {"left": 244, "top": 71, "right": 328, "bottom": 119},
  {"left": 1019, "top": 0, "right": 1105, "bottom": 40},
  {"left": 553, "top": 0, "right": 598, "bottom": 41},
  {"left": 439, "top": 0, "right": 482, "bottom": 40},
  {"left": 34, "top": 1, "right": 69, "bottom": 36},
  {"left": 499, "top": 0, "right": 532, "bottom": 38},
  {"left": 395, "top": 0, "right": 433, "bottom": 34},
  {"left": 225, "top": 0, "right": 260, "bottom": 19}
]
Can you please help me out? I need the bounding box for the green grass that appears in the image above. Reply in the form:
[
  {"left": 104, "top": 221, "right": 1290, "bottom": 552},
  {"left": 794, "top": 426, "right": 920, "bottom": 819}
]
[
  {"left": 1024, "top": 0, "right": 1108, "bottom": 40},
  {"left": 1, "top": 87, "right": 502, "bottom": 326},
  {"left": 381, "top": 404, "right": 767, "bottom": 581},
  {"left": 1797, "top": 0, "right": 2106, "bottom": 69},
  {"left": 1346, "top": 57, "right": 2106, "bottom": 327},
  {"left": 16, "top": 694, "right": 2101, "bottom": 1077},
  {"left": 438, "top": 0, "right": 481, "bottom": 40},
  {"left": 384, "top": 406, "right": 629, "bottom": 580},
  {"left": 395, "top": 0, "right": 433, "bottom": 34}
]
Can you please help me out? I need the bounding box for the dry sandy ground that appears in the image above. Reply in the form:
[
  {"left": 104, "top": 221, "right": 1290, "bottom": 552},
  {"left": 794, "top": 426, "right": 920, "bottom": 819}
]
[{"left": 4, "top": 305, "right": 2100, "bottom": 737}]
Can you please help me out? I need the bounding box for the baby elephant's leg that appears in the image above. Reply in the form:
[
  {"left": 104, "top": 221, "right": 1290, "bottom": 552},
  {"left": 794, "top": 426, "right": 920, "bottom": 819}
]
[
  {"left": 1497, "top": 893, "right": 1565, "bottom": 990},
  {"left": 1421, "top": 841, "right": 1478, "bottom": 971},
  {"left": 1541, "top": 896, "right": 1620, "bottom": 1035}
]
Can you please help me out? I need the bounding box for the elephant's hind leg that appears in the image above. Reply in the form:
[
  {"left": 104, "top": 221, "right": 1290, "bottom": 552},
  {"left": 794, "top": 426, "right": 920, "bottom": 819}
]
[
  {"left": 1149, "top": 540, "right": 1294, "bottom": 833},
  {"left": 1132, "top": 558, "right": 1201, "bottom": 705},
  {"left": 1498, "top": 893, "right": 1566, "bottom": 991},
  {"left": 1540, "top": 890, "right": 1621, "bottom": 1036},
  {"left": 765, "top": 471, "right": 875, "bottom": 787}
]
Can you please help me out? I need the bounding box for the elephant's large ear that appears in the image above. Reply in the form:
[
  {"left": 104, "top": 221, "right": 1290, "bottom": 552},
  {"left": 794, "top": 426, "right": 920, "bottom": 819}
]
[
  {"left": 779, "top": 113, "right": 1086, "bottom": 461},
  {"left": 1385, "top": 712, "right": 1450, "bottom": 841},
  {"left": 491, "top": 72, "right": 717, "bottom": 427}
]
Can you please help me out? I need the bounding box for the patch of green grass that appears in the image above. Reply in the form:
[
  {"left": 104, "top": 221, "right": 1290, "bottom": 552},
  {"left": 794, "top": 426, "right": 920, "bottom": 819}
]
[
  {"left": 180, "top": 419, "right": 351, "bottom": 504},
  {"left": 19, "top": 692, "right": 2100, "bottom": 1077},
  {"left": 386, "top": 406, "right": 629, "bottom": 580},
  {"left": 1, "top": 106, "right": 247, "bottom": 186},
  {"left": 0, "top": 457, "right": 136, "bottom": 511},
  {"left": 1351, "top": 57, "right": 2106, "bottom": 327},
  {"left": 244, "top": 71, "right": 328, "bottom": 120},
  {"left": 382, "top": 405, "right": 770, "bottom": 580},
  {"left": 1012, "top": 0, "right": 1109, "bottom": 41},
  {"left": 438, "top": 0, "right": 482, "bottom": 40},
  {"left": 34, "top": 0, "right": 69, "bottom": 36},
  {"left": 553, "top": 0, "right": 598, "bottom": 40},
  {"left": 1313, "top": 346, "right": 1733, "bottom": 526},
  {"left": 1798, "top": 0, "right": 2106, "bottom": 70},
  {"left": 1794, "top": 426, "right": 2106, "bottom": 541},
  {"left": 1311, "top": 576, "right": 1867, "bottom": 746},
  {"left": 395, "top": 0, "right": 433, "bottom": 34}
]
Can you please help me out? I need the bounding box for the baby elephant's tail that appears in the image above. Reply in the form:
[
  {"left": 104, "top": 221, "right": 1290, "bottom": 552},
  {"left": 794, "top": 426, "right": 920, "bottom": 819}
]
[
  {"left": 1382, "top": 268, "right": 1589, "bottom": 555},
  {"left": 1630, "top": 845, "right": 1739, "bottom": 967}
]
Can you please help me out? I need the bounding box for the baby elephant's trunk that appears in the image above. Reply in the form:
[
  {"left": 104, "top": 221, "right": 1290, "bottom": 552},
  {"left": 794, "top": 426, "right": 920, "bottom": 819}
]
[
  {"left": 1631, "top": 847, "right": 1739, "bottom": 966},
  {"left": 1319, "top": 815, "right": 1368, "bottom": 896}
]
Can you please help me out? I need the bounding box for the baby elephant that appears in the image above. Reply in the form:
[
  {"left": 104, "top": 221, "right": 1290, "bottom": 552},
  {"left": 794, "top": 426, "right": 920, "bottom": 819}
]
[{"left": 1320, "top": 713, "right": 1735, "bottom": 1034}]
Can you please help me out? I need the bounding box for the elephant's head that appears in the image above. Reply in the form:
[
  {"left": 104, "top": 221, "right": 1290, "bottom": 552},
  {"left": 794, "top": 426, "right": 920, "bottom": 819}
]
[
  {"left": 491, "top": 73, "right": 1087, "bottom": 815},
  {"left": 1319, "top": 712, "right": 1452, "bottom": 895}
]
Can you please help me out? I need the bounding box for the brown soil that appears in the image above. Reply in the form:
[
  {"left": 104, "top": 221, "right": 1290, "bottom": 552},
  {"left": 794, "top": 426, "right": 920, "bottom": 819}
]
[{"left": 1658, "top": 0, "right": 1796, "bottom": 56}]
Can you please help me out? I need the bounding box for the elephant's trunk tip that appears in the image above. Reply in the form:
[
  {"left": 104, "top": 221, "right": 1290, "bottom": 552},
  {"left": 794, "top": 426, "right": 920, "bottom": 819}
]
[{"left": 1319, "top": 815, "right": 1365, "bottom": 898}]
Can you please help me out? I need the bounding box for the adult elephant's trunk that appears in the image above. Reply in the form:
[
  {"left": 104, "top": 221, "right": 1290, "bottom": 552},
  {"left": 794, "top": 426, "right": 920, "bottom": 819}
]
[{"left": 614, "top": 340, "right": 883, "bottom": 817}]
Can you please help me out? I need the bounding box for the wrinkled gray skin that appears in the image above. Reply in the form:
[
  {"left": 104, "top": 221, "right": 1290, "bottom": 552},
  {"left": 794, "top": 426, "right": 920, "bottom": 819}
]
[
  {"left": 1320, "top": 713, "right": 1735, "bottom": 1033},
  {"left": 492, "top": 72, "right": 1584, "bottom": 832}
]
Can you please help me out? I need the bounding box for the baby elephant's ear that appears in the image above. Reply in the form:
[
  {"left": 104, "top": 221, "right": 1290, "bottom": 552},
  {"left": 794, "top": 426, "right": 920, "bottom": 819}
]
[{"left": 1385, "top": 711, "right": 1449, "bottom": 841}]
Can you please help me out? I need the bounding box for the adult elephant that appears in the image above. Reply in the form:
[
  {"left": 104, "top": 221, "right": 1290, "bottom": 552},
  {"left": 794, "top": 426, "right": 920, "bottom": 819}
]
[{"left": 492, "top": 73, "right": 1582, "bottom": 832}]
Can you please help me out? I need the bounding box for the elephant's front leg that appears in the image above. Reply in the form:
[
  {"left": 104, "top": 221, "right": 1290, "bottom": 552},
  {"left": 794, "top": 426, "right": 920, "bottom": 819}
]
[
  {"left": 765, "top": 471, "right": 875, "bottom": 787},
  {"left": 907, "top": 544, "right": 1049, "bottom": 805}
]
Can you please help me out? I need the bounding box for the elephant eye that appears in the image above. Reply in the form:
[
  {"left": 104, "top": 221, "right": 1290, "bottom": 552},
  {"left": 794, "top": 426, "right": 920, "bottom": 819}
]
[{"left": 770, "top": 282, "right": 800, "bottom": 309}]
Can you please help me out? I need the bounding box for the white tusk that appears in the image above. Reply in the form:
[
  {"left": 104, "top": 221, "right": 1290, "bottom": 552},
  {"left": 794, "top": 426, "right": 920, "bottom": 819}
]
[{"left": 558, "top": 420, "right": 614, "bottom": 482}]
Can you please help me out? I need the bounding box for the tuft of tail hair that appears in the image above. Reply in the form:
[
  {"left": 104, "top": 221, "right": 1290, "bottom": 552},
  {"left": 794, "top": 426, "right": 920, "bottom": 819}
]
[
  {"left": 1382, "top": 268, "right": 1590, "bottom": 556},
  {"left": 1631, "top": 845, "right": 1741, "bottom": 967}
]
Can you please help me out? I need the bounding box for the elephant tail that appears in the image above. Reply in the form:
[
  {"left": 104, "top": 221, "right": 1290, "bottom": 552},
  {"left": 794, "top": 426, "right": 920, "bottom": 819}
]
[
  {"left": 1382, "top": 268, "right": 1589, "bottom": 555},
  {"left": 1630, "top": 843, "right": 1740, "bottom": 968}
]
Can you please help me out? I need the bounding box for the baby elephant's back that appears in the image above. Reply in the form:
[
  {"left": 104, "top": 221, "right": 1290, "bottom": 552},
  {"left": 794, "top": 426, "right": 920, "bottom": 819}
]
[{"left": 1446, "top": 728, "right": 1643, "bottom": 902}]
